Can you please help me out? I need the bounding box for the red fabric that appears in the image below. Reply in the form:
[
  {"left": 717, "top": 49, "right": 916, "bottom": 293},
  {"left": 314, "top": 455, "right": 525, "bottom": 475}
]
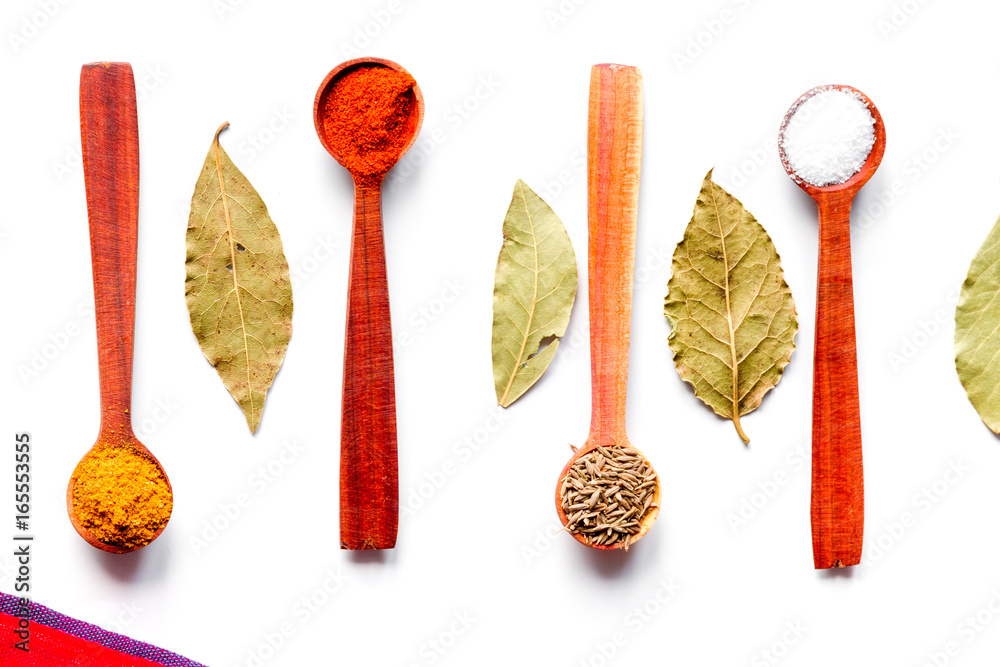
[{"left": 0, "top": 615, "right": 164, "bottom": 666}]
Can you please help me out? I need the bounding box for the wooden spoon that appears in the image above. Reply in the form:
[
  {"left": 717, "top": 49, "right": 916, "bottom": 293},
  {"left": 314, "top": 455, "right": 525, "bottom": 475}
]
[
  {"left": 554, "top": 64, "right": 660, "bottom": 550},
  {"left": 313, "top": 58, "right": 424, "bottom": 550},
  {"left": 778, "top": 85, "right": 886, "bottom": 569},
  {"left": 67, "top": 62, "right": 172, "bottom": 554}
]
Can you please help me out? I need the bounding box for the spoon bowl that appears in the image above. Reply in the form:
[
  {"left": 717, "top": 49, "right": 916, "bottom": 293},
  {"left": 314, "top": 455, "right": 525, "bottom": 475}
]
[
  {"left": 314, "top": 57, "right": 424, "bottom": 180},
  {"left": 778, "top": 84, "right": 886, "bottom": 197},
  {"left": 778, "top": 84, "right": 885, "bottom": 569},
  {"left": 313, "top": 58, "right": 423, "bottom": 550},
  {"left": 555, "top": 442, "right": 661, "bottom": 550},
  {"left": 68, "top": 436, "right": 172, "bottom": 554}
]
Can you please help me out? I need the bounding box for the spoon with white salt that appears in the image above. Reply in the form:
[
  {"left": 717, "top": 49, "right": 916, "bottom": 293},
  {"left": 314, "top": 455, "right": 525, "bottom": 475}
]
[{"left": 778, "top": 84, "right": 885, "bottom": 570}]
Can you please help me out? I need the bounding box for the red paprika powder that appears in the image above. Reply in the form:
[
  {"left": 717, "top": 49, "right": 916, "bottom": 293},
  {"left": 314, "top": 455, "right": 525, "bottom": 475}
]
[{"left": 322, "top": 65, "right": 417, "bottom": 184}]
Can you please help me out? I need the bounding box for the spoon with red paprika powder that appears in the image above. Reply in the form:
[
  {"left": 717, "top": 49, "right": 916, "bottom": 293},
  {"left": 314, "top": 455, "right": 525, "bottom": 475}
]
[{"left": 314, "top": 58, "right": 423, "bottom": 550}]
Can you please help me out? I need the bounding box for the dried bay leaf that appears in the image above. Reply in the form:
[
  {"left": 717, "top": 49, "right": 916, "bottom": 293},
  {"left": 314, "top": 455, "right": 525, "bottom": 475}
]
[
  {"left": 955, "top": 211, "right": 1000, "bottom": 433},
  {"left": 664, "top": 170, "right": 797, "bottom": 444},
  {"left": 492, "top": 180, "right": 578, "bottom": 407},
  {"left": 185, "top": 123, "right": 293, "bottom": 433}
]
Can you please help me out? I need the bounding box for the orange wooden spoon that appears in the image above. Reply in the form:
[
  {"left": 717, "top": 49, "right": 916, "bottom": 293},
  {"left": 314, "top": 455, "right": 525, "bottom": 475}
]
[
  {"left": 778, "top": 85, "right": 886, "bottom": 569},
  {"left": 68, "top": 63, "right": 172, "bottom": 554},
  {"left": 554, "top": 64, "right": 660, "bottom": 550},
  {"left": 313, "top": 58, "right": 423, "bottom": 550}
]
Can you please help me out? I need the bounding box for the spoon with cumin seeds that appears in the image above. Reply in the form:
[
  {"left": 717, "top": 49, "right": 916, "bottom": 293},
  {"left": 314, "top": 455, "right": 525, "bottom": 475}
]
[{"left": 554, "top": 64, "right": 660, "bottom": 551}]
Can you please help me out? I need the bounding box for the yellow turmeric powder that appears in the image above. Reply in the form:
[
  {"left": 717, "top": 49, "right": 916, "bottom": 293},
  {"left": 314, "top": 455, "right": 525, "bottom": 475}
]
[{"left": 70, "top": 441, "right": 172, "bottom": 550}]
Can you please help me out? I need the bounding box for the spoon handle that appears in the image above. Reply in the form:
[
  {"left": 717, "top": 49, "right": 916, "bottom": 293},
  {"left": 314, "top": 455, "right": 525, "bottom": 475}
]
[
  {"left": 80, "top": 63, "right": 139, "bottom": 435},
  {"left": 340, "top": 181, "right": 398, "bottom": 550},
  {"left": 811, "top": 192, "right": 864, "bottom": 569},
  {"left": 586, "top": 64, "right": 643, "bottom": 448}
]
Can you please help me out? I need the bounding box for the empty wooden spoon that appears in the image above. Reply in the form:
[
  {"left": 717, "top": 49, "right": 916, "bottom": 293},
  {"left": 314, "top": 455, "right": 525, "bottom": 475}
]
[
  {"left": 68, "top": 62, "right": 172, "bottom": 554},
  {"left": 554, "top": 64, "right": 660, "bottom": 551},
  {"left": 313, "top": 58, "right": 423, "bottom": 550},
  {"left": 778, "top": 84, "right": 886, "bottom": 569}
]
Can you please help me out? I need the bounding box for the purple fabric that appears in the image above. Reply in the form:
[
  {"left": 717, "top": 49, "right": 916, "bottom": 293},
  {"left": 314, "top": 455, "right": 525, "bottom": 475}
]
[{"left": 0, "top": 592, "right": 207, "bottom": 666}]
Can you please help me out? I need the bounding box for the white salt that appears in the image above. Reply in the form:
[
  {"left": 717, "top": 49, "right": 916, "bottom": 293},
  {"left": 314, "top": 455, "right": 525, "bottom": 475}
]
[{"left": 780, "top": 88, "right": 875, "bottom": 187}]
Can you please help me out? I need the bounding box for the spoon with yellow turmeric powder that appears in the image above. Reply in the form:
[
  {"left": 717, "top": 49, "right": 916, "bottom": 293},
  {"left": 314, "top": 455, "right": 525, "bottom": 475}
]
[{"left": 67, "top": 62, "right": 172, "bottom": 554}]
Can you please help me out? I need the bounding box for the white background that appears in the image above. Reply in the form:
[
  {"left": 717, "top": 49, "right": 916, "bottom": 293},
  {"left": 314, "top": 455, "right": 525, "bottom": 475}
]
[{"left": 1, "top": 0, "right": 997, "bottom": 665}]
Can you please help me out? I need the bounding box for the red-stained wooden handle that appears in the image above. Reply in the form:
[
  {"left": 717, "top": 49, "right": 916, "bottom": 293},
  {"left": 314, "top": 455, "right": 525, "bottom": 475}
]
[
  {"left": 80, "top": 62, "right": 139, "bottom": 437},
  {"left": 811, "top": 190, "right": 864, "bottom": 569},
  {"left": 340, "top": 180, "right": 398, "bottom": 550},
  {"left": 586, "top": 64, "right": 643, "bottom": 450}
]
